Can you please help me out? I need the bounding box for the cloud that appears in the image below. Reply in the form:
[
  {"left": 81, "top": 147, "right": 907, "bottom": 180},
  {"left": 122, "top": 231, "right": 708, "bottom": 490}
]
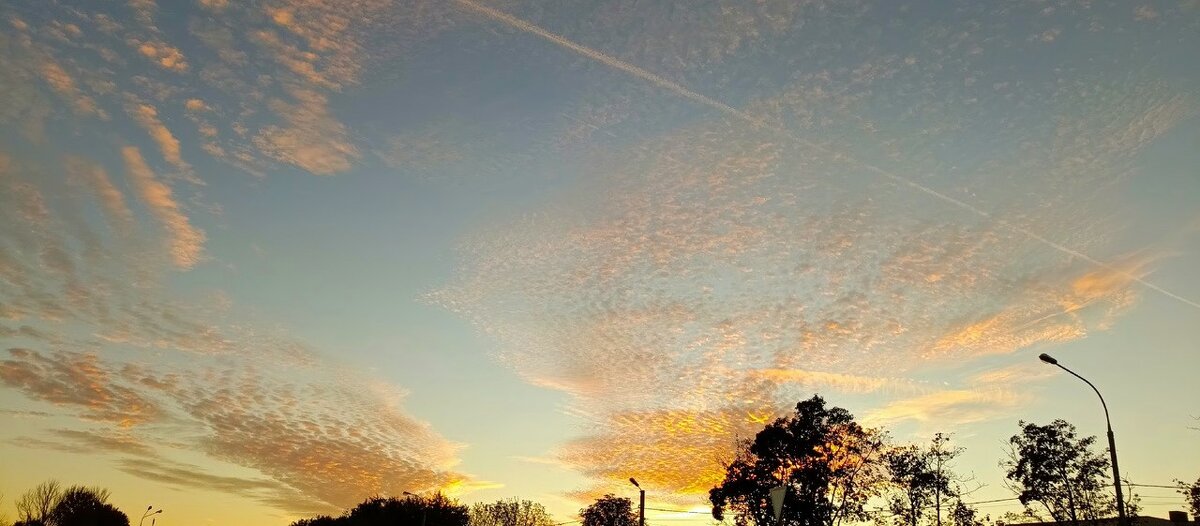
[
  {"left": 253, "top": 88, "right": 359, "bottom": 175},
  {"left": 750, "top": 369, "right": 927, "bottom": 396},
  {"left": 184, "top": 98, "right": 210, "bottom": 112},
  {"left": 8, "top": 428, "right": 157, "bottom": 457},
  {"left": 114, "top": 364, "right": 474, "bottom": 510},
  {"left": 0, "top": 348, "right": 163, "bottom": 427},
  {"left": 114, "top": 456, "right": 335, "bottom": 516},
  {"left": 429, "top": 14, "right": 1194, "bottom": 500},
  {"left": 121, "top": 146, "right": 206, "bottom": 269},
  {"left": 127, "top": 102, "right": 190, "bottom": 173},
  {"left": 863, "top": 388, "right": 1026, "bottom": 427},
  {"left": 37, "top": 58, "right": 104, "bottom": 118},
  {"left": 557, "top": 407, "right": 774, "bottom": 502},
  {"left": 131, "top": 39, "right": 189, "bottom": 72},
  {"left": 65, "top": 156, "right": 135, "bottom": 233}
]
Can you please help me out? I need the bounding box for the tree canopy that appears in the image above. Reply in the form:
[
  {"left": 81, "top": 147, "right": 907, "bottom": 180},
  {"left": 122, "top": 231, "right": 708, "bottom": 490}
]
[
  {"left": 885, "top": 433, "right": 965, "bottom": 526},
  {"left": 709, "top": 395, "right": 888, "bottom": 526},
  {"left": 1003, "top": 420, "right": 1114, "bottom": 525},
  {"left": 290, "top": 493, "right": 470, "bottom": 526},
  {"left": 1178, "top": 477, "right": 1200, "bottom": 519},
  {"left": 470, "top": 499, "right": 556, "bottom": 526},
  {"left": 580, "top": 495, "right": 638, "bottom": 526},
  {"left": 10, "top": 481, "right": 127, "bottom": 526}
]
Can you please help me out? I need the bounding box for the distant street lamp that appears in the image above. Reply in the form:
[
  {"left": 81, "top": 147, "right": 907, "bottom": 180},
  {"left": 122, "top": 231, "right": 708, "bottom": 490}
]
[
  {"left": 629, "top": 478, "right": 644, "bottom": 526},
  {"left": 404, "top": 491, "right": 428, "bottom": 526},
  {"left": 1038, "top": 353, "right": 1128, "bottom": 526},
  {"left": 139, "top": 506, "right": 162, "bottom": 526}
]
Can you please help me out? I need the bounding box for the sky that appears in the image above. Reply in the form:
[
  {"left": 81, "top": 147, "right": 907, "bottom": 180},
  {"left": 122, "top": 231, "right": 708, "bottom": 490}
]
[{"left": 0, "top": 0, "right": 1198, "bottom": 525}]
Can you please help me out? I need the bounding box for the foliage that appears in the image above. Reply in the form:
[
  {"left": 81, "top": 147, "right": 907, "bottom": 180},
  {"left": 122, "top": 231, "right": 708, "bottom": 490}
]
[
  {"left": 1002, "top": 420, "right": 1113, "bottom": 525},
  {"left": 948, "top": 502, "right": 981, "bottom": 526},
  {"left": 580, "top": 495, "right": 637, "bottom": 526},
  {"left": 709, "top": 395, "right": 889, "bottom": 526},
  {"left": 16, "top": 480, "right": 61, "bottom": 525},
  {"left": 1178, "top": 477, "right": 1200, "bottom": 518},
  {"left": 885, "top": 433, "right": 964, "bottom": 526},
  {"left": 470, "top": 499, "right": 556, "bottom": 526},
  {"left": 45, "top": 486, "right": 128, "bottom": 526},
  {"left": 288, "top": 493, "right": 470, "bottom": 526},
  {"left": 886, "top": 446, "right": 939, "bottom": 526}
]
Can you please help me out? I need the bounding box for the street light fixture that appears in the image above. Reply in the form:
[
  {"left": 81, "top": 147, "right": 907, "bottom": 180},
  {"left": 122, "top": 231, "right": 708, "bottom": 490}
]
[
  {"left": 139, "top": 506, "right": 162, "bottom": 526},
  {"left": 404, "top": 492, "right": 428, "bottom": 526},
  {"left": 1038, "top": 353, "right": 1127, "bottom": 526},
  {"left": 629, "top": 478, "right": 644, "bottom": 526}
]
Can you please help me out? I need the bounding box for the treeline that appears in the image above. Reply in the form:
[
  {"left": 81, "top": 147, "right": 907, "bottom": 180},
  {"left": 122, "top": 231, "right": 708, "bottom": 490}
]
[
  {"left": 3, "top": 481, "right": 130, "bottom": 526},
  {"left": 5, "top": 396, "right": 1198, "bottom": 526},
  {"left": 290, "top": 396, "right": 1200, "bottom": 526}
]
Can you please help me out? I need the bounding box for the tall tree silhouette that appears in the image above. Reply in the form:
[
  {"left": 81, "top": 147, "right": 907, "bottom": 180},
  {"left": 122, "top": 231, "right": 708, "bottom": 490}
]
[
  {"left": 709, "top": 395, "right": 888, "bottom": 526},
  {"left": 1003, "top": 420, "right": 1113, "bottom": 526},
  {"left": 886, "top": 433, "right": 965, "bottom": 526},
  {"left": 580, "top": 495, "right": 637, "bottom": 526}
]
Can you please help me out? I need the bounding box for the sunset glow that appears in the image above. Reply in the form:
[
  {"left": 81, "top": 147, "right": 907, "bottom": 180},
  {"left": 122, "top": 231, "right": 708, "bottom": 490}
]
[{"left": 1, "top": 1, "right": 1198, "bottom": 525}]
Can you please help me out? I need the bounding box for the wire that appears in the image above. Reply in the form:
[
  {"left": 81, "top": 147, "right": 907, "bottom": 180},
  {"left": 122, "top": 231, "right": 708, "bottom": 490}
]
[{"left": 646, "top": 508, "right": 711, "bottom": 515}]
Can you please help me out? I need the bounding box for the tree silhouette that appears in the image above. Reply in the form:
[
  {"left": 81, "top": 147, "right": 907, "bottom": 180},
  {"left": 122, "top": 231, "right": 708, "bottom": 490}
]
[
  {"left": 1003, "top": 420, "right": 1113, "bottom": 526},
  {"left": 15, "top": 480, "right": 61, "bottom": 525},
  {"left": 45, "top": 486, "right": 128, "bottom": 526},
  {"left": 948, "top": 501, "right": 982, "bottom": 526},
  {"left": 580, "top": 495, "right": 637, "bottom": 526},
  {"left": 885, "top": 434, "right": 965, "bottom": 526},
  {"left": 289, "top": 493, "right": 470, "bottom": 526},
  {"left": 1177, "top": 477, "right": 1200, "bottom": 518},
  {"left": 470, "top": 499, "right": 556, "bottom": 526},
  {"left": 709, "top": 395, "right": 888, "bottom": 526}
]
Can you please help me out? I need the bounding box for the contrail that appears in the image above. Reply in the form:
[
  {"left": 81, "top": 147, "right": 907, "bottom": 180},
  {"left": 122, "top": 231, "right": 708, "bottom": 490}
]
[{"left": 452, "top": 0, "right": 1200, "bottom": 310}]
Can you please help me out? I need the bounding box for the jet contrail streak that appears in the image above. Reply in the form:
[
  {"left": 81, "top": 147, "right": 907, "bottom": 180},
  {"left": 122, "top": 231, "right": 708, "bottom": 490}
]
[{"left": 452, "top": 0, "right": 1200, "bottom": 310}]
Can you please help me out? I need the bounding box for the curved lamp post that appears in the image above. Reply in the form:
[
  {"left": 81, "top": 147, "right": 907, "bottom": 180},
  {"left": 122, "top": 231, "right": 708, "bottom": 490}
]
[{"left": 1039, "top": 353, "right": 1127, "bottom": 526}]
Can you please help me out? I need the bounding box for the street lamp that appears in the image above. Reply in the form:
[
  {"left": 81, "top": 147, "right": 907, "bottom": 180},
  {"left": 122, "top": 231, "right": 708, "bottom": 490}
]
[
  {"left": 404, "top": 491, "right": 428, "bottom": 526},
  {"left": 139, "top": 506, "right": 162, "bottom": 526},
  {"left": 629, "top": 478, "right": 644, "bottom": 526},
  {"left": 1039, "top": 353, "right": 1127, "bottom": 526}
]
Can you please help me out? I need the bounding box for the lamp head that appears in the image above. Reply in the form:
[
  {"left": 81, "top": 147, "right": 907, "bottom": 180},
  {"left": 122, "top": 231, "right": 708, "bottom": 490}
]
[
  {"left": 629, "top": 478, "right": 640, "bottom": 488},
  {"left": 147, "top": 506, "right": 153, "bottom": 511},
  {"left": 1038, "top": 353, "right": 1058, "bottom": 365}
]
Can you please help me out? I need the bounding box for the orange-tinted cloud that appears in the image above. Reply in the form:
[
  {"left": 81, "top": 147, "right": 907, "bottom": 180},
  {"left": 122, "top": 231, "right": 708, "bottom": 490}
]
[
  {"left": 0, "top": 348, "right": 163, "bottom": 427},
  {"left": 37, "top": 59, "right": 104, "bottom": 118},
  {"left": 863, "top": 388, "right": 1026, "bottom": 427},
  {"left": 253, "top": 88, "right": 359, "bottom": 175},
  {"left": 131, "top": 39, "right": 189, "bottom": 72},
  {"left": 121, "top": 146, "right": 206, "bottom": 268},
  {"left": 65, "top": 156, "right": 134, "bottom": 233},
  {"left": 128, "top": 102, "right": 190, "bottom": 173},
  {"left": 558, "top": 407, "right": 773, "bottom": 503}
]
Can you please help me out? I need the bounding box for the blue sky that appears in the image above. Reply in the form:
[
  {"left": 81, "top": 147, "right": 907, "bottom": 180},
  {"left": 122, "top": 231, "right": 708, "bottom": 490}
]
[{"left": 1, "top": 0, "right": 1198, "bottom": 524}]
